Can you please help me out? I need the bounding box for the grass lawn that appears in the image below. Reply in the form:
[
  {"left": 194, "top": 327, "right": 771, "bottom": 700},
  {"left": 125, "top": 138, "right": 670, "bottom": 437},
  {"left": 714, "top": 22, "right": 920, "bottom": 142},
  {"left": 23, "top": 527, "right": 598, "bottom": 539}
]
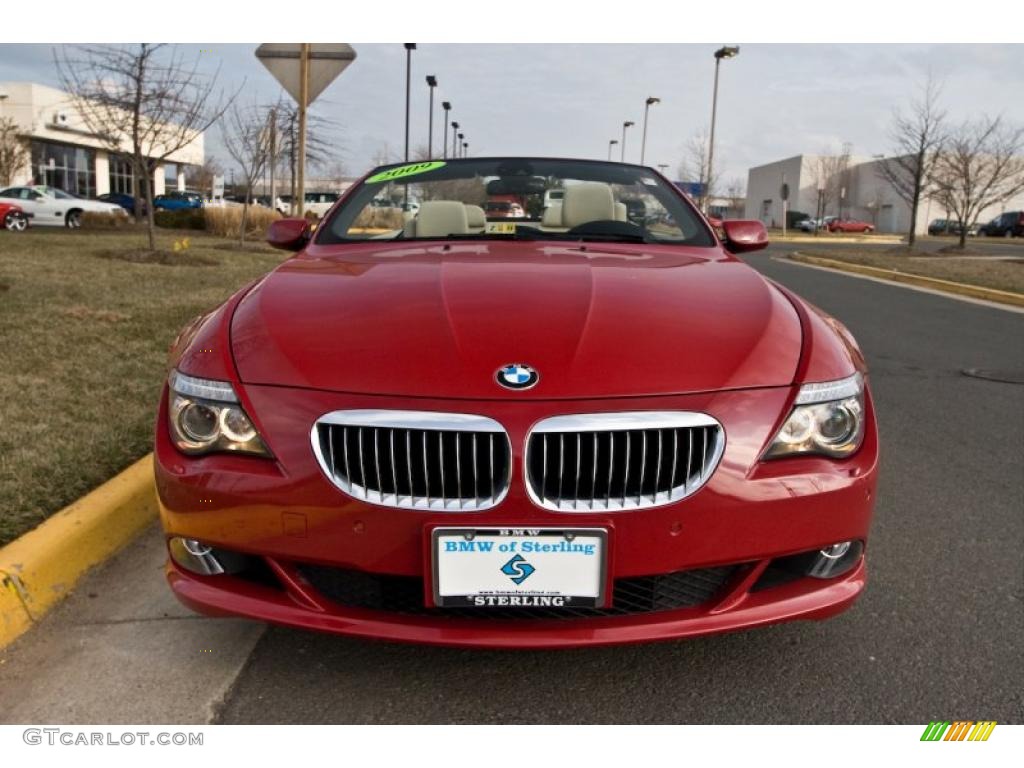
[
  {"left": 0, "top": 227, "right": 284, "bottom": 546},
  {"left": 793, "top": 249, "right": 1024, "bottom": 294}
]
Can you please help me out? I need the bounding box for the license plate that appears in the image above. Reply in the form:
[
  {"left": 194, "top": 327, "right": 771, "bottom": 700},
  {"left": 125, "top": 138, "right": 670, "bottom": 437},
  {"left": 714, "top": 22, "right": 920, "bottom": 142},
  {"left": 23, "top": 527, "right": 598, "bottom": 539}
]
[{"left": 431, "top": 527, "right": 607, "bottom": 608}]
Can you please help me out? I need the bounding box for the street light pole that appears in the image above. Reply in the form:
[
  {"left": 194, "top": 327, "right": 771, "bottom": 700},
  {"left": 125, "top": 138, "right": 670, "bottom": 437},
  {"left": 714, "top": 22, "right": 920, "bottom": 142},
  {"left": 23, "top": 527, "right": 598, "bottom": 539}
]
[
  {"left": 451, "top": 121, "right": 459, "bottom": 159},
  {"left": 608, "top": 140, "right": 618, "bottom": 161},
  {"left": 463, "top": 141, "right": 468, "bottom": 158},
  {"left": 457, "top": 133, "right": 465, "bottom": 158},
  {"left": 403, "top": 43, "right": 416, "bottom": 162},
  {"left": 425, "top": 75, "right": 437, "bottom": 160},
  {"left": 621, "top": 121, "right": 634, "bottom": 162},
  {"left": 657, "top": 163, "right": 669, "bottom": 175},
  {"left": 706, "top": 45, "right": 739, "bottom": 213},
  {"left": 640, "top": 97, "right": 660, "bottom": 166},
  {"left": 441, "top": 101, "right": 451, "bottom": 160}
]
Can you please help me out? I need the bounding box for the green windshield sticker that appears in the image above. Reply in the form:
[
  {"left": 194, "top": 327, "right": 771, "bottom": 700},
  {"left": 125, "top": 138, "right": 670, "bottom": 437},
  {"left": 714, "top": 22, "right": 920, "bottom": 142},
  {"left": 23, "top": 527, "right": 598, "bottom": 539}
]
[{"left": 366, "top": 161, "right": 446, "bottom": 184}]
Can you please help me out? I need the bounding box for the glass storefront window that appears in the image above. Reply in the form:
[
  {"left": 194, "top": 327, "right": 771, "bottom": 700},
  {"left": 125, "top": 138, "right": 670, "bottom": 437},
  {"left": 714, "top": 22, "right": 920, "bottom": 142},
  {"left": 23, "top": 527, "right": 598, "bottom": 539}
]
[
  {"left": 29, "top": 140, "right": 96, "bottom": 198},
  {"left": 109, "top": 155, "right": 135, "bottom": 196}
]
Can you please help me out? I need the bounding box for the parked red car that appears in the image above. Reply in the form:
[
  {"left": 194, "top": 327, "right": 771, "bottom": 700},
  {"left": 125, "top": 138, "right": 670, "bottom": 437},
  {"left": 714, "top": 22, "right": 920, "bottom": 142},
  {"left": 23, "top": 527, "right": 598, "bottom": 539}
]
[
  {"left": 827, "top": 218, "right": 874, "bottom": 233},
  {"left": 0, "top": 201, "right": 27, "bottom": 232},
  {"left": 156, "top": 157, "right": 878, "bottom": 648}
]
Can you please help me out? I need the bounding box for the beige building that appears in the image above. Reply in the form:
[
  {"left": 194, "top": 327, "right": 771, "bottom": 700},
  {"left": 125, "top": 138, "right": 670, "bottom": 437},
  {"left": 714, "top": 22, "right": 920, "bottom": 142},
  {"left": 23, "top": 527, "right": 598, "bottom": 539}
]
[
  {"left": 745, "top": 153, "right": 1024, "bottom": 234},
  {"left": 0, "top": 81, "right": 204, "bottom": 198}
]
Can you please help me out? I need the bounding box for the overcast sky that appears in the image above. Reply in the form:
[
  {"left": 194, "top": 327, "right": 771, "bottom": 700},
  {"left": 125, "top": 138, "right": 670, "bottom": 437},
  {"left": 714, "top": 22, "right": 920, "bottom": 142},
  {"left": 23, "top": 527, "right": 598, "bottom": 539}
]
[{"left": 2, "top": 43, "right": 1022, "bottom": 184}]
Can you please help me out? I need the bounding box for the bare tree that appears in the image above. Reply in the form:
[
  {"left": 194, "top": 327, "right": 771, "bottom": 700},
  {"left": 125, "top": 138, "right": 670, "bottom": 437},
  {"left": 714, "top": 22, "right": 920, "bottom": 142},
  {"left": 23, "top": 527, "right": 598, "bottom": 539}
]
[
  {"left": 875, "top": 75, "right": 945, "bottom": 246},
  {"left": 678, "top": 129, "right": 718, "bottom": 211},
  {"left": 274, "top": 100, "right": 340, "bottom": 206},
  {"left": 221, "top": 102, "right": 273, "bottom": 246},
  {"left": 185, "top": 156, "right": 223, "bottom": 198},
  {"left": 0, "top": 118, "right": 28, "bottom": 187},
  {"left": 930, "top": 116, "right": 1024, "bottom": 248},
  {"left": 723, "top": 177, "right": 745, "bottom": 218},
  {"left": 55, "top": 44, "right": 234, "bottom": 250},
  {"left": 808, "top": 146, "right": 852, "bottom": 221}
]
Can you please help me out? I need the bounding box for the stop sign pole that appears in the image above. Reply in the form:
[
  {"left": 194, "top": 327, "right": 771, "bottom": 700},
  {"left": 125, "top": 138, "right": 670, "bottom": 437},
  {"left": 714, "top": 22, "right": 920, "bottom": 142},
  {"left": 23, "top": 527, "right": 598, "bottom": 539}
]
[{"left": 256, "top": 43, "right": 356, "bottom": 217}]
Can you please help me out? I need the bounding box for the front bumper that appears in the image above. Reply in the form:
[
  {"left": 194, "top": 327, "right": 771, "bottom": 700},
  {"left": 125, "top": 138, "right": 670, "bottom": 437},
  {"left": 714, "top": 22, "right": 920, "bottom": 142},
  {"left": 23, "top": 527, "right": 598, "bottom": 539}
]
[{"left": 156, "top": 383, "right": 879, "bottom": 648}]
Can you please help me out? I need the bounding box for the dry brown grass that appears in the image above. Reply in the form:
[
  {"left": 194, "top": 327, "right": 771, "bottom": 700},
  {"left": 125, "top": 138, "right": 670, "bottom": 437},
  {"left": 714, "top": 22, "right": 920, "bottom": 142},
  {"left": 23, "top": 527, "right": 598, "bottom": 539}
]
[
  {"left": 203, "top": 205, "right": 281, "bottom": 239},
  {"left": 352, "top": 206, "right": 404, "bottom": 230},
  {"left": 797, "top": 249, "right": 1024, "bottom": 294},
  {"left": 81, "top": 211, "right": 132, "bottom": 230},
  {"left": 0, "top": 228, "right": 284, "bottom": 545}
]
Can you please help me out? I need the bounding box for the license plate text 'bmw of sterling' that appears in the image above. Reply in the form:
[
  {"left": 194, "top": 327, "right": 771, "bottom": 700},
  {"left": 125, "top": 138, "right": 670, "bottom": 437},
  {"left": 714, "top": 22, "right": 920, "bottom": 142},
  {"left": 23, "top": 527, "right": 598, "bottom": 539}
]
[
  {"left": 156, "top": 157, "right": 879, "bottom": 648},
  {"left": 432, "top": 528, "right": 607, "bottom": 607}
]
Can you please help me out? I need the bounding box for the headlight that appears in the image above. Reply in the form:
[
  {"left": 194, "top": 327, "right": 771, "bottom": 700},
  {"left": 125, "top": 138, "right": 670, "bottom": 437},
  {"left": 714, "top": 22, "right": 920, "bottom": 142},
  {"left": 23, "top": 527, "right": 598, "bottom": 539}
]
[
  {"left": 764, "top": 372, "right": 865, "bottom": 459},
  {"left": 167, "top": 370, "right": 270, "bottom": 456}
]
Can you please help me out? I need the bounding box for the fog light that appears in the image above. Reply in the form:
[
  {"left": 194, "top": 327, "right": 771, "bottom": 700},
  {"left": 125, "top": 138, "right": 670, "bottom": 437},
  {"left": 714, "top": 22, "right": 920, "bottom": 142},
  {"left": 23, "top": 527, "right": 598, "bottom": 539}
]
[
  {"left": 169, "top": 537, "right": 225, "bottom": 576},
  {"left": 807, "top": 540, "right": 862, "bottom": 579}
]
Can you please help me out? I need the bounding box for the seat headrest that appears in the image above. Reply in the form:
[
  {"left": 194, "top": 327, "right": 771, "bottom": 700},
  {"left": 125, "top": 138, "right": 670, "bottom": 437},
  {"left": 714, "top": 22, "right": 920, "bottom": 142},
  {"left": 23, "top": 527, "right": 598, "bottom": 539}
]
[
  {"left": 464, "top": 204, "right": 486, "bottom": 230},
  {"left": 541, "top": 202, "right": 563, "bottom": 227},
  {"left": 415, "top": 201, "right": 469, "bottom": 237},
  {"left": 562, "top": 183, "right": 616, "bottom": 228}
]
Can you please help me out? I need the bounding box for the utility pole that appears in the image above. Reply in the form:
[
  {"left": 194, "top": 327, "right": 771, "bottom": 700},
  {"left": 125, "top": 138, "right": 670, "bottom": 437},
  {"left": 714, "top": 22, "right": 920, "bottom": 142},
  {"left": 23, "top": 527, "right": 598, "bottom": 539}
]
[
  {"left": 442, "top": 102, "right": 451, "bottom": 159},
  {"left": 621, "top": 121, "right": 634, "bottom": 162},
  {"left": 268, "top": 106, "right": 277, "bottom": 213},
  {"left": 403, "top": 44, "right": 416, "bottom": 162},
  {"left": 640, "top": 97, "right": 660, "bottom": 165},
  {"left": 426, "top": 75, "right": 437, "bottom": 159},
  {"left": 706, "top": 45, "right": 740, "bottom": 213},
  {"left": 296, "top": 43, "right": 309, "bottom": 216}
]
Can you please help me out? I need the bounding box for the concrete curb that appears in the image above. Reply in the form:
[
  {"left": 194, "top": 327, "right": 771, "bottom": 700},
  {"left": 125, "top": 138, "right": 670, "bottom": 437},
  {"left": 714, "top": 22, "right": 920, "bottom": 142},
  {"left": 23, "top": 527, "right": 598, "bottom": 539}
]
[
  {"left": 787, "top": 253, "right": 1024, "bottom": 308},
  {"left": 772, "top": 235, "right": 904, "bottom": 245},
  {"left": 0, "top": 454, "right": 157, "bottom": 649}
]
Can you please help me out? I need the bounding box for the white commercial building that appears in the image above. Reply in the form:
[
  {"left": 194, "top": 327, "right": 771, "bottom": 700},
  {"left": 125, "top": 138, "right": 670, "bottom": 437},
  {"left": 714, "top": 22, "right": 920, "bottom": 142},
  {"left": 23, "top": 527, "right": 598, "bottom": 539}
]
[
  {"left": 745, "top": 154, "right": 1024, "bottom": 235},
  {"left": 0, "top": 81, "right": 204, "bottom": 198}
]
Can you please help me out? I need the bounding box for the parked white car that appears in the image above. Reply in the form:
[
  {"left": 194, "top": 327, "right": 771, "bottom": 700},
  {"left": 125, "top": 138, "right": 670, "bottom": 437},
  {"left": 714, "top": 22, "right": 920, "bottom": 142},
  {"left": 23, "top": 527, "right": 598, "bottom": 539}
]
[
  {"left": 0, "top": 186, "right": 127, "bottom": 228},
  {"left": 276, "top": 191, "right": 341, "bottom": 218}
]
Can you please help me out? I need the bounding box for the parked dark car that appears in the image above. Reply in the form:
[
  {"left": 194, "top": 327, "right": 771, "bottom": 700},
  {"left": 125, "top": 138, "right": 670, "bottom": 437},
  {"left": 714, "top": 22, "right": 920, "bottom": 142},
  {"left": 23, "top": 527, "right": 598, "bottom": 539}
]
[
  {"left": 153, "top": 191, "right": 204, "bottom": 211},
  {"left": 98, "top": 192, "right": 145, "bottom": 216},
  {"left": 977, "top": 211, "right": 1023, "bottom": 238}
]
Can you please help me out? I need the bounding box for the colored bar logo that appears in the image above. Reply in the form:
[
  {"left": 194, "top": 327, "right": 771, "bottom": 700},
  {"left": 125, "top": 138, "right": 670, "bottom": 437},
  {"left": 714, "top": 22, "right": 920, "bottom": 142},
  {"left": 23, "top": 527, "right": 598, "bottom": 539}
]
[{"left": 920, "top": 721, "right": 997, "bottom": 741}]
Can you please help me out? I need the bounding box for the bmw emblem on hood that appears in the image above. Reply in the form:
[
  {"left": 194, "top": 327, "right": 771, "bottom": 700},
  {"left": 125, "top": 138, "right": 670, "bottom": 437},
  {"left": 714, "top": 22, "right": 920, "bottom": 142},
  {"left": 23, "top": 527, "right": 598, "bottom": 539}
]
[{"left": 496, "top": 363, "right": 539, "bottom": 390}]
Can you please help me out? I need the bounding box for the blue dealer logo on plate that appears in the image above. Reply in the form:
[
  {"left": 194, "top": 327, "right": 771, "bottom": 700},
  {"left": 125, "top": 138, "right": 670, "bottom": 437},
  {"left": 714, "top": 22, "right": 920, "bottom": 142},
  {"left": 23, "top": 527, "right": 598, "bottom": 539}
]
[
  {"left": 500, "top": 554, "right": 536, "bottom": 585},
  {"left": 496, "top": 363, "right": 539, "bottom": 390}
]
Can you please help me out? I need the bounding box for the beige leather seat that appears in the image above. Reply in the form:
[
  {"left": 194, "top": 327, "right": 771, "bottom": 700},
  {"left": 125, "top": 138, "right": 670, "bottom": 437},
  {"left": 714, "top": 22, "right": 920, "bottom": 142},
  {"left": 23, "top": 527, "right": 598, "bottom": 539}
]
[
  {"left": 614, "top": 202, "right": 628, "bottom": 222},
  {"left": 541, "top": 202, "right": 564, "bottom": 229},
  {"left": 404, "top": 201, "right": 468, "bottom": 239},
  {"left": 464, "top": 204, "right": 486, "bottom": 233},
  {"left": 561, "top": 183, "right": 616, "bottom": 228}
]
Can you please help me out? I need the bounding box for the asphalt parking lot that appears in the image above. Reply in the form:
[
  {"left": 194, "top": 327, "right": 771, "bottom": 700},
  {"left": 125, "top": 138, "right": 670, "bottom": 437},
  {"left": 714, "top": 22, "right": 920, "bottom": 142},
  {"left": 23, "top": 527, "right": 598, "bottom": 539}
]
[{"left": 1, "top": 245, "right": 1021, "bottom": 724}]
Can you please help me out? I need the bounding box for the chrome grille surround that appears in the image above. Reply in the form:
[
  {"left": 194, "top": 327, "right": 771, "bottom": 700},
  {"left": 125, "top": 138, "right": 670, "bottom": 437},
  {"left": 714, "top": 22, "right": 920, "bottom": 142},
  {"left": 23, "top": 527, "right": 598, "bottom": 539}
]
[
  {"left": 525, "top": 412, "right": 725, "bottom": 512},
  {"left": 311, "top": 410, "right": 511, "bottom": 511}
]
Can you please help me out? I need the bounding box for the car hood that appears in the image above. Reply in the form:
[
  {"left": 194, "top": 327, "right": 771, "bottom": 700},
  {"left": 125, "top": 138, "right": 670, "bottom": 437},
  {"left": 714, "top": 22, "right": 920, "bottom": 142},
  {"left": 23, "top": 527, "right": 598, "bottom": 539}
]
[{"left": 229, "top": 241, "right": 802, "bottom": 399}]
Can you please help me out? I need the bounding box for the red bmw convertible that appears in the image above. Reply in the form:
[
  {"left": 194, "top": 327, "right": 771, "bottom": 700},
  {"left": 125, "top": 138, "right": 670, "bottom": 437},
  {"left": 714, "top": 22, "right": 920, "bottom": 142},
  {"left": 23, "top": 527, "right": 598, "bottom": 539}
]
[{"left": 155, "top": 158, "right": 878, "bottom": 648}]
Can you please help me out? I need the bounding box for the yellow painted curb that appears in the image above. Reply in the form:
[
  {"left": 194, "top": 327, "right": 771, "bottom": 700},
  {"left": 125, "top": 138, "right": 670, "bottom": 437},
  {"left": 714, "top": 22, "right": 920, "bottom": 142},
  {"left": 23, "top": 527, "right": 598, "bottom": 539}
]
[
  {"left": 0, "top": 454, "right": 158, "bottom": 649},
  {"left": 788, "top": 253, "right": 1024, "bottom": 308}
]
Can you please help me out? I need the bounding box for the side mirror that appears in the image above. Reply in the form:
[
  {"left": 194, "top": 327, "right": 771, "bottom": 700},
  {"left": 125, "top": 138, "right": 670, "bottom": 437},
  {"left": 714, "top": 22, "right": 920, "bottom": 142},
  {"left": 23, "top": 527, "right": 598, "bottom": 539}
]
[
  {"left": 720, "top": 219, "right": 769, "bottom": 253},
  {"left": 267, "top": 218, "right": 311, "bottom": 251}
]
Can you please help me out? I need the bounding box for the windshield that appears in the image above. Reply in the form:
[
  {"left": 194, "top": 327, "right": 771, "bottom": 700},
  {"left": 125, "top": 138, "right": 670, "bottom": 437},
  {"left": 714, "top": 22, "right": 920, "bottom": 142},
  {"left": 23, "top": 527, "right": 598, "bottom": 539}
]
[{"left": 316, "top": 158, "right": 715, "bottom": 247}]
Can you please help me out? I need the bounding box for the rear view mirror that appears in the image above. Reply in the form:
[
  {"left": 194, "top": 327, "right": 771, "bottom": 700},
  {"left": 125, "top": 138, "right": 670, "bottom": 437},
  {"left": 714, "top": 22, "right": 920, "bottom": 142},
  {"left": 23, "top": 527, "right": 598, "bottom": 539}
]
[
  {"left": 486, "top": 176, "right": 547, "bottom": 196},
  {"left": 267, "top": 218, "right": 311, "bottom": 251},
  {"left": 720, "top": 219, "right": 769, "bottom": 253}
]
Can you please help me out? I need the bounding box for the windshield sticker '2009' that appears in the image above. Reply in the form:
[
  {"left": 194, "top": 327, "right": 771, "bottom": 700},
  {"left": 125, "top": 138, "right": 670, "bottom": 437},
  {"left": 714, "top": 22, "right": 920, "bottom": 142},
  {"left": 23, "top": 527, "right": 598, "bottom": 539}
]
[{"left": 366, "top": 161, "right": 446, "bottom": 184}]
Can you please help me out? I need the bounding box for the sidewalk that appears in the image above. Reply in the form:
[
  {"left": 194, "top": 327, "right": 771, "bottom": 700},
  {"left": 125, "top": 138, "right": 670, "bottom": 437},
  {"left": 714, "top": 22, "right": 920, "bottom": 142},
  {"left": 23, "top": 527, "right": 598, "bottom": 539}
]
[{"left": 0, "top": 525, "right": 264, "bottom": 724}]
